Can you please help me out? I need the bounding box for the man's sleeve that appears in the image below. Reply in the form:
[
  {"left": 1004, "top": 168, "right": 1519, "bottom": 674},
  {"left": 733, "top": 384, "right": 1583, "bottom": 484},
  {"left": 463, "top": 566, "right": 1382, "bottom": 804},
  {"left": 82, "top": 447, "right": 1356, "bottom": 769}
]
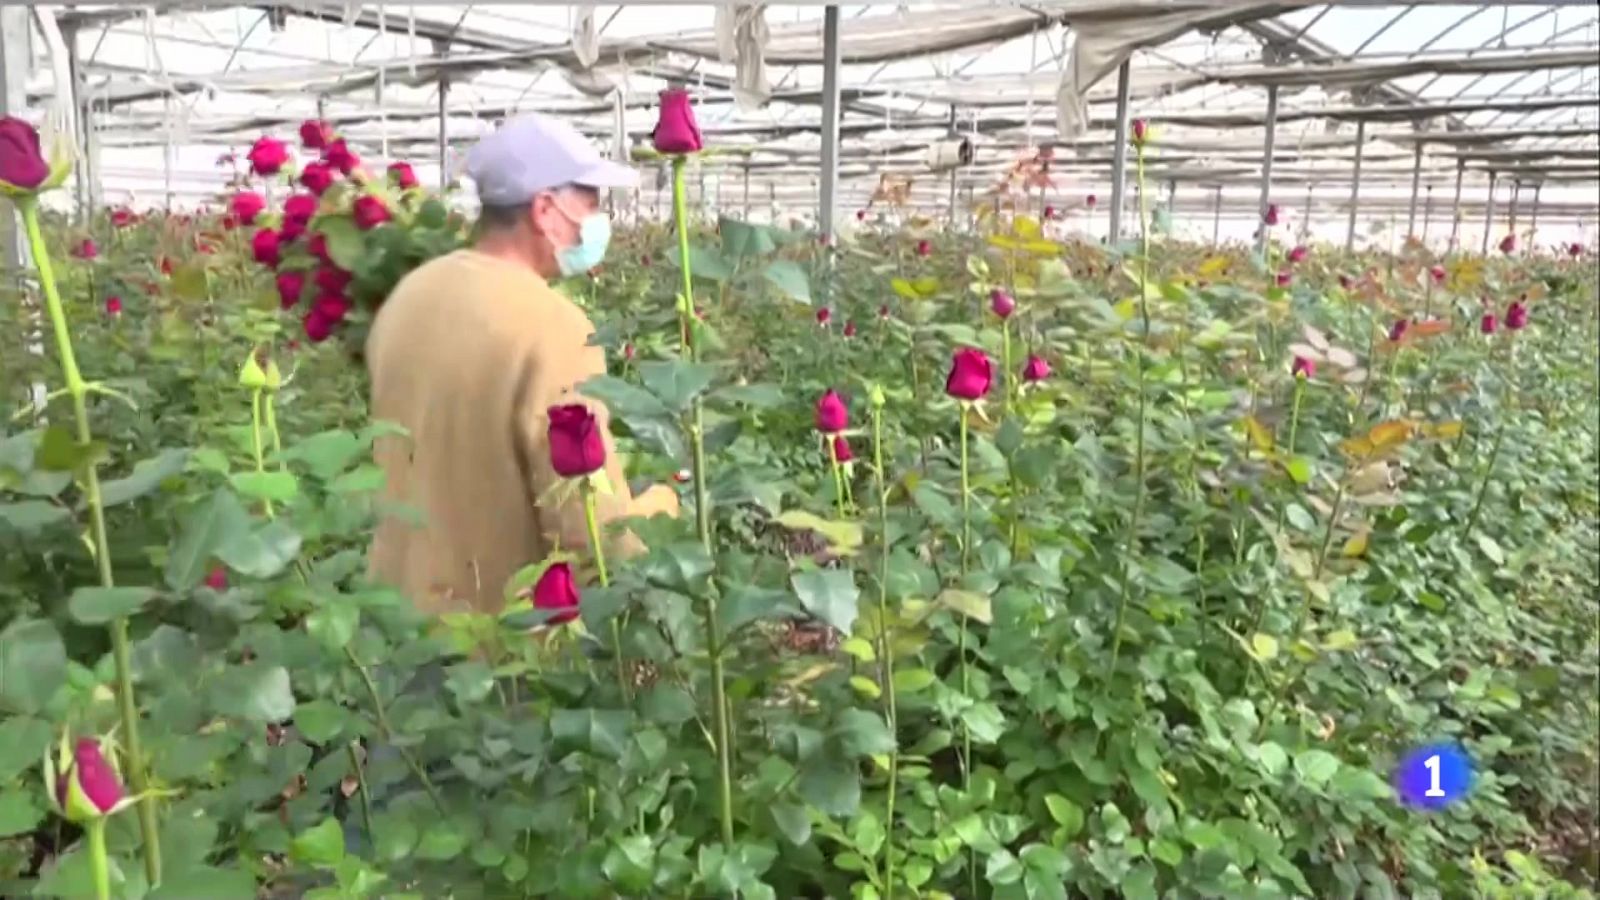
[{"left": 514, "top": 306, "right": 646, "bottom": 558}]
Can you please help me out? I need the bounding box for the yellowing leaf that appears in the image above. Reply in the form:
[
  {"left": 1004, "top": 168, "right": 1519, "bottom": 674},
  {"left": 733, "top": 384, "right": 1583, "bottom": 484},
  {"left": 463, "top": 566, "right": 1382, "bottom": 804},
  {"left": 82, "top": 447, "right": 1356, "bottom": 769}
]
[
  {"left": 1242, "top": 416, "right": 1275, "bottom": 453},
  {"left": 849, "top": 675, "right": 882, "bottom": 700},
  {"left": 775, "top": 510, "right": 864, "bottom": 557},
  {"left": 1323, "top": 629, "right": 1358, "bottom": 651},
  {"left": 1022, "top": 240, "right": 1061, "bottom": 255},
  {"left": 1113, "top": 298, "right": 1138, "bottom": 321},
  {"left": 1013, "top": 215, "right": 1043, "bottom": 241},
  {"left": 1249, "top": 633, "right": 1280, "bottom": 662},
  {"left": 1197, "top": 255, "right": 1231, "bottom": 277},
  {"left": 840, "top": 637, "right": 876, "bottom": 663},
  {"left": 1342, "top": 524, "right": 1371, "bottom": 558},
  {"left": 1423, "top": 420, "right": 1464, "bottom": 440},
  {"left": 937, "top": 589, "right": 992, "bottom": 625},
  {"left": 1368, "top": 420, "right": 1416, "bottom": 453}
]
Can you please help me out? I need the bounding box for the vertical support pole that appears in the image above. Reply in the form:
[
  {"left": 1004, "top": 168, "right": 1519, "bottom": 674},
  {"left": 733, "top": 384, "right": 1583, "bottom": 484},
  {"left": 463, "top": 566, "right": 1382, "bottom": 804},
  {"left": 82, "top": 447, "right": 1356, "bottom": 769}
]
[
  {"left": 1528, "top": 182, "right": 1542, "bottom": 251},
  {"left": 1212, "top": 184, "right": 1222, "bottom": 244},
  {"left": 435, "top": 39, "right": 450, "bottom": 191},
  {"left": 1345, "top": 118, "right": 1367, "bottom": 253},
  {"left": 1481, "top": 170, "right": 1497, "bottom": 255},
  {"left": 1406, "top": 139, "right": 1423, "bottom": 237},
  {"left": 1, "top": 6, "right": 29, "bottom": 273},
  {"left": 1449, "top": 158, "right": 1465, "bottom": 250},
  {"left": 317, "top": 94, "right": 327, "bottom": 120},
  {"left": 946, "top": 106, "right": 959, "bottom": 227},
  {"left": 1422, "top": 185, "right": 1434, "bottom": 245},
  {"left": 1107, "top": 60, "right": 1132, "bottom": 243},
  {"left": 63, "top": 22, "right": 87, "bottom": 219},
  {"left": 1506, "top": 179, "right": 1520, "bottom": 236},
  {"left": 817, "top": 4, "right": 842, "bottom": 244},
  {"left": 742, "top": 163, "right": 751, "bottom": 219},
  {"left": 1300, "top": 182, "right": 1314, "bottom": 243},
  {"left": 1256, "top": 83, "right": 1279, "bottom": 252},
  {"left": 769, "top": 182, "right": 777, "bottom": 223},
  {"left": 163, "top": 94, "right": 175, "bottom": 209}
]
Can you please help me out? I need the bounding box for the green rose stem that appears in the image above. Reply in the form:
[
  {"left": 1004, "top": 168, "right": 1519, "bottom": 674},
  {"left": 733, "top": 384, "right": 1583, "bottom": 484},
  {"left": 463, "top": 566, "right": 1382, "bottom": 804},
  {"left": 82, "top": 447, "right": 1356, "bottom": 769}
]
[
  {"left": 1254, "top": 475, "right": 1348, "bottom": 739},
  {"left": 581, "top": 480, "right": 628, "bottom": 699},
  {"left": 1247, "top": 372, "right": 1308, "bottom": 680},
  {"left": 956, "top": 399, "right": 975, "bottom": 898},
  {"left": 999, "top": 316, "right": 1013, "bottom": 413},
  {"left": 1462, "top": 343, "right": 1518, "bottom": 542},
  {"left": 869, "top": 389, "right": 899, "bottom": 898},
  {"left": 87, "top": 818, "right": 110, "bottom": 900},
  {"left": 827, "top": 438, "right": 847, "bottom": 517},
  {"left": 18, "top": 198, "right": 162, "bottom": 885},
  {"left": 670, "top": 151, "right": 734, "bottom": 847},
  {"left": 1106, "top": 136, "right": 1152, "bottom": 683}
]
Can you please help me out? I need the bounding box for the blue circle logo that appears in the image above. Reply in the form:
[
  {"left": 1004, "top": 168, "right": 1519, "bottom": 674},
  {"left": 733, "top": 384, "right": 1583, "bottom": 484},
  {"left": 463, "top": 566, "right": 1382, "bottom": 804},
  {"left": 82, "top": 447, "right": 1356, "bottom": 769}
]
[{"left": 1393, "top": 743, "right": 1474, "bottom": 810}]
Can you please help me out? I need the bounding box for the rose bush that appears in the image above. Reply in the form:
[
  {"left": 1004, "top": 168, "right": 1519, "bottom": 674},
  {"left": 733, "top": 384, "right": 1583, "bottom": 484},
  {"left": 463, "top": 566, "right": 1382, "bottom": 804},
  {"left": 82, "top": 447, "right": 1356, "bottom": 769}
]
[{"left": 0, "top": 110, "right": 1595, "bottom": 900}]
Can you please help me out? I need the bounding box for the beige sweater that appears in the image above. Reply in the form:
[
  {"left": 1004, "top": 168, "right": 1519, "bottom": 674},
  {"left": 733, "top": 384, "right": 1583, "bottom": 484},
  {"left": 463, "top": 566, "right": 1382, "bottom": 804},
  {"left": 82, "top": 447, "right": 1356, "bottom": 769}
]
[{"left": 365, "top": 249, "right": 676, "bottom": 616}]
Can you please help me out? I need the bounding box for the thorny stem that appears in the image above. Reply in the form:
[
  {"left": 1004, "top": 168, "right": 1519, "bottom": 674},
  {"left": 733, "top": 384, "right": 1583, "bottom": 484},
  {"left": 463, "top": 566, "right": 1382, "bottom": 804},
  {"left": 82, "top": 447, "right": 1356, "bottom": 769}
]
[
  {"left": 871, "top": 401, "right": 899, "bottom": 897},
  {"left": 343, "top": 645, "right": 446, "bottom": 814},
  {"left": 1108, "top": 143, "right": 1153, "bottom": 682},
  {"left": 671, "top": 153, "right": 735, "bottom": 848},
  {"left": 21, "top": 200, "right": 162, "bottom": 886},
  {"left": 583, "top": 484, "right": 628, "bottom": 700}
]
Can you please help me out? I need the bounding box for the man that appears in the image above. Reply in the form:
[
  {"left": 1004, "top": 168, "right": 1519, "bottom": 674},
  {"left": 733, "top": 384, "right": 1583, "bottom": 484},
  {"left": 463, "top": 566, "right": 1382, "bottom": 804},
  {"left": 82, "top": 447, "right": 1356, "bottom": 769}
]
[{"left": 366, "top": 112, "right": 678, "bottom": 616}]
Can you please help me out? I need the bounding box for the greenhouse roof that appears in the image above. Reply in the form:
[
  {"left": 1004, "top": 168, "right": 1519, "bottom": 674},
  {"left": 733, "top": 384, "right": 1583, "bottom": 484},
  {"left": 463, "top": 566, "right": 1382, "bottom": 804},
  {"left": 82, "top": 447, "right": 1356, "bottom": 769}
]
[{"left": 4, "top": 2, "right": 1596, "bottom": 241}]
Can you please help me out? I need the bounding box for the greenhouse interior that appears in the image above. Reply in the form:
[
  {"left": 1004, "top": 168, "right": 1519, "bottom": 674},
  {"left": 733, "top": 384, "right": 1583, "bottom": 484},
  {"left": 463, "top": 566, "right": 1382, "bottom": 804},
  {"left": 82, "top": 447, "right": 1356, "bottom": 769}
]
[{"left": 0, "top": 2, "right": 1597, "bottom": 898}]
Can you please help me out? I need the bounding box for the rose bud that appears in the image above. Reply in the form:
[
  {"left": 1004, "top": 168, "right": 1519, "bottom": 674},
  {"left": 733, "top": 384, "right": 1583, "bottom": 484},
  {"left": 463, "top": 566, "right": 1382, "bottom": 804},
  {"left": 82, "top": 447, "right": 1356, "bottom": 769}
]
[
  {"left": 303, "top": 310, "right": 336, "bottom": 343},
  {"left": 387, "top": 161, "right": 419, "bottom": 190},
  {"left": 532, "top": 562, "right": 580, "bottom": 626},
  {"left": 299, "top": 119, "right": 334, "bottom": 150},
  {"left": 353, "top": 195, "right": 390, "bottom": 230},
  {"left": 0, "top": 116, "right": 52, "bottom": 191},
  {"left": 1480, "top": 313, "right": 1497, "bottom": 335},
  {"left": 246, "top": 136, "right": 290, "bottom": 176},
  {"left": 1287, "top": 245, "right": 1308, "bottom": 264},
  {"left": 990, "top": 289, "right": 1016, "bottom": 319},
  {"left": 1388, "top": 319, "right": 1409, "bottom": 342},
  {"left": 251, "top": 229, "right": 281, "bottom": 267},
  {"left": 45, "top": 736, "right": 128, "bottom": 824},
  {"left": 831, "top": 435, "right": 853, "bottom": 463},
  {"left": 1505, "top": 300, "right": 1528, "bottom": 331},
  {"left": 276, "top": 271, "right": 306, "bottom": 309},
  {"left": 815, "top": 389, "right": 849, "bottom": 434},
  {"left": 1292, "top": 356, "right": 1315, "bottom": 379},
  {"left": 322, "top": 139, "right": 360, "bottom": 176},
  {"left": 104, "top": 296, "right": 123, "bottom": 316},
  {"left": 816, "top": 307, "right": 832, "bottom": 327},
  {"left": 300, "top": 161, "right": 335, "bottom": 196},
  {"left": 546, "top": 404, "right": 606, "bottom": 478},
  {"left": 1022, "top": 355, "right": 1051, "bottom": 382},
  {"left": 652, "top": 88, "right": 704, "bottom": 154},
  {"left": 945, "top": 347, "right": 992, "bottom": 400}
]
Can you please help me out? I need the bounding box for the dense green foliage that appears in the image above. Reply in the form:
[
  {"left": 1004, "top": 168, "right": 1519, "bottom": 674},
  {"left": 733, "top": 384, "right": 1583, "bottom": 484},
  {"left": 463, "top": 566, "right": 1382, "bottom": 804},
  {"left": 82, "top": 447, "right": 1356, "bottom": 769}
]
[{"left": 1, "top": 195, "right": 1596, "bottom": 899}]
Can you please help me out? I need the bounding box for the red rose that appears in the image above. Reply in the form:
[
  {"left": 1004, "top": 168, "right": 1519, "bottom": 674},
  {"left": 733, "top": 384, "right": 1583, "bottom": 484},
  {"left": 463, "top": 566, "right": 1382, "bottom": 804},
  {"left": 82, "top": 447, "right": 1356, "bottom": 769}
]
[
  {"left": 276, "top": 271, "right": 306, "bottom": 309},
  {"left": 1275, "top": 270, "right": 1292, "bottom": 288},
  {"left": 251, "top": 229, "right": 281, "bottom": 267},
  {"left": 279, "top": 216, "right": 306, "bottom": 243},
  {"left": 652, "top": 88, "right": 704, "bottom": 154},
  {"left": 1480, "top": 313, "right": 1497, "bottom": 335},
  {"left": 315, "top": 265, "right": 351, "bottom": 295},
  {"left": 230, "top": 191, "right": 266, "bottom": 226},
  {"left": 1505, "top": 300, "right": 1528, "bottom": 331},
  {"left": 1498, "top": 234, "right": 1516, "bottom": 255},
  {"left": 1429, "top": 265, "right": 1447, "bottom": 284},
  {"left": 1022, "top": 355, "right": 1050, "bottom": 382},
  {"left": 1262, "top": 203, "right": 1280, "bottom": 226},
  {"left": 831, "top": 435, "right": 853, "bottom": 463},
  {"left": 1287, "top": 245, "right": 1308, "bottom": 264},
  {"left": 0, "top": 116, "right": 50, "bottom": 190},
  {"left": 55, "top": 738, "right": 124, "bottom": 818},
  {"left": 109, "top": 207, "right": 138, "bottom": 229},
  {"left": 303, "top": 310, "right": 336, "bottom": 343},
  {"left": 353, "top": 195, "right": 389, "bottom": 230},
  {"left": 73, "top": 239, "right": 98, "bottom": 260},
  {"left": 1388, "top": 319, "right": 1409, "bottom": 342},
  {"left": 299, "top": 120, "right": 333, "bottom": 150},
  {"left": 1569, "top": 242, "right": 1583, "bottom": 258},
  {"left": 308, "top": 232, "right": 332, "bottom": 263},
  {"left": 313, "top": 294, "right": 351, "bottom": 323},
  {"left": 300, "top": 161, "right": 335, "bottom": 196},
  {"left": 1086, "top": 193, "right": 1098, "bottom": 208},
  {"left": 246, "top": 136, "right": 290, "bottom": 176},
  {"left": 104, "top": 296, "right": 123, "bottom": 316},
  {"left": 990, "top": 289, "right": 1015, "bottom": 319},
  {"left": 816, "top": 307, "right": 831, "bottom": 327},
  {"left": 1292, "top": 356, "right": 1315, "bottom": 379},
  {"left": 204, "top": 567, "right": 228, "bottom": 591},
  {"left": 1130, "top": 118, "right": 1149, "bottom": 146},
  {"left": 856, "top": 209, "right": 867, "bottom": 221},
  {"left": 944, "top": 348, "right": 992, "bottom": 401},
  {"left": 815, "top": 389, "right": 849, "bottom": 434},
  {"left": 843, "top": 321, "right": 857, "bottom": 338},
  {"left": 387, "top": 162, "right": 418, "bottom": 189},
  {"left": 323, "top": 139, "right": 359, "bottom": 176},
  {"left": 283, "top": 193, "right": 318, "bottom": 226},
  {"left": 916, "top": 239, "right": 931, "bottom": 257},
  {"left": 532, "top": 562, "right": 581, "bottom": 626},
  {"left": 546, "top": 404, "right": 606, "bottom": 478},
  {"left": 1043, "top": 205, "right": 1056, "bottom": 220}
]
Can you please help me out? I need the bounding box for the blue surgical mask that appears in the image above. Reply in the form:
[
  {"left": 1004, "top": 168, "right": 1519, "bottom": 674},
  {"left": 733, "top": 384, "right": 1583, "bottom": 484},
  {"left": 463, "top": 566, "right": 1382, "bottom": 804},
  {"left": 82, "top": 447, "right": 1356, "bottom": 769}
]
[{"left": 554, "top": 204, "right": 612, "bottom": 278}]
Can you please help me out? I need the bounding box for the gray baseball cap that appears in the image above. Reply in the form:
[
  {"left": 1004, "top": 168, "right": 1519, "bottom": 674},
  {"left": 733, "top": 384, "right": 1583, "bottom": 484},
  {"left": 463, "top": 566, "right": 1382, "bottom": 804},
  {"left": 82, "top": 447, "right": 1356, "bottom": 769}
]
[{"left": 466, "top": 111, "right": 637, "bottom": 207}]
